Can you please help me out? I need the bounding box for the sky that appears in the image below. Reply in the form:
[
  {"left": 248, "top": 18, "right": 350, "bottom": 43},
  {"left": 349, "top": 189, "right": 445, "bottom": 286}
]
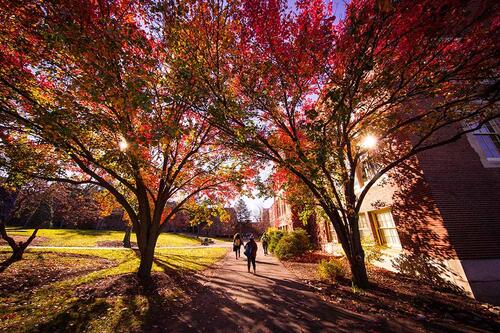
[
  {"left": 241, "top": 1, "right": 348, "bottom": 216},
  {"left": 240, "top": 163, "right": 274, "bottom": 217},
  {"left": 286, "top": 0, "right": 347, "bottom": 21}
]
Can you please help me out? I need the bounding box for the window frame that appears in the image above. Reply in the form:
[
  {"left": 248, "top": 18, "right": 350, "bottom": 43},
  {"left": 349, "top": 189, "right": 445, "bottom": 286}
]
[
  {"left": 466, "top": 118, "right": 500, "bottom": 167},
  {"left": 358, "top": 213, "right": 373, "bottom": 241},
  {"left": 472, "top": 119, "right": 500, "bottom": 160},
  {"left": 371, "top": 209, "right": 401, "bottom": 248}
]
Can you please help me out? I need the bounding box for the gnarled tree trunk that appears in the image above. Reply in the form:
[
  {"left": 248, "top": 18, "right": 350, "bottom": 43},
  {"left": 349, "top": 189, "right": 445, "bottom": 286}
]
[{"left": 0, "top": 222, "right": 38, "bottom": 272}]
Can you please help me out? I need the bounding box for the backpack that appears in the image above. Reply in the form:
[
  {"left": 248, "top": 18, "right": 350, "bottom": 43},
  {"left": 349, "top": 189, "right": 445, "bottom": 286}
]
[{"left": 244, "top": 243, "right": 252, "bottom": 257}]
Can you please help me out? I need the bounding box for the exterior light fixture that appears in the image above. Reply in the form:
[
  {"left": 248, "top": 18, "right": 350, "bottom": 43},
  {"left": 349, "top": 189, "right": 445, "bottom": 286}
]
[
  {"left": 361, "top": 134, "right": 378, "bottom": 150},
  {"left": 119, "top": 137, "right": 129, "bottom": 151}
]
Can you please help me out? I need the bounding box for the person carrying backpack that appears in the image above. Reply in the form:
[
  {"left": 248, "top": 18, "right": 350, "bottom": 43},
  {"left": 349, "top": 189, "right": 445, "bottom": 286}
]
[
  {"left": 261, "top": 233, "right": 269, "bottom": 256},
  {"left": 244, "top": 235, "right": 258, "bottom": 274},
  {"left": 233, "top": 233, "right": 243, "bottom": 259}
]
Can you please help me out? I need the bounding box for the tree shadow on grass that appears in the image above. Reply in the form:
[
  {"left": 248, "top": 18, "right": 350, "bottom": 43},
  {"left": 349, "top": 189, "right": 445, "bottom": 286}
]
[{"left": 28, "top": 299, "right": 110, "bottom": 333}]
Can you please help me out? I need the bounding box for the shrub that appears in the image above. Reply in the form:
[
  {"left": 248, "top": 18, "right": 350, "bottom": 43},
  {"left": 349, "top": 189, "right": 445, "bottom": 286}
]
[
  {"left": 318, "top": 259, "right": 346, "bottom": 282},
  {"left": 266, "top": 228, "right": 285, "bottom": 253},
  {"left": 361, "top": 237, "right": 385, "bottom": 264},
  {"left": 274, "top": 228, "right": 310, "bottom": 259}
]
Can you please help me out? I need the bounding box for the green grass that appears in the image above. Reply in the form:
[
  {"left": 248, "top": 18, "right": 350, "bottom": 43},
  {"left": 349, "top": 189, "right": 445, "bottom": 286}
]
[
  {"left": 29, "top": 247, "right": 228, "bottom": 278},
  {"left": 0, "top": 247, "right": 228, "bottom": 332},
  {"left": 5, "top": 228, "right": 200, "bottom": 247}
]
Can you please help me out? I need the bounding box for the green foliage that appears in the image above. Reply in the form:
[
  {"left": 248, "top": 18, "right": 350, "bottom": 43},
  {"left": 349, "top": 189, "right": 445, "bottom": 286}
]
[
  {"left": 297, "top": 207, "right": 314, "bottom": 226},
  {"left": 265, "top": 227, "right": 284, "bottom": 253},
  {"left": 185, "top": 199, "right": 229, "bottom": 227},
  {"left": 274, "top": 228, "right": 310, "bottom": 259},
  {"left": 361, "top": 237, "right": 385, "bottom": 264},
  {"left": 318, "top": 259, "right": 346, "bottom": 282},
  {"left": 235, "top": 198, "right": 252, "bottom": 225}
]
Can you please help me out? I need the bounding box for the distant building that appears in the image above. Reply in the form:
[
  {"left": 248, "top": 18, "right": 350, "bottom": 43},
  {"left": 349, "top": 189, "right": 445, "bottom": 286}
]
[
  {"left": 269, "top": 195, "right": 296, "bottom": 231},
  {"left": 260, "top": 208, "right": 270, "bottom": 230}
]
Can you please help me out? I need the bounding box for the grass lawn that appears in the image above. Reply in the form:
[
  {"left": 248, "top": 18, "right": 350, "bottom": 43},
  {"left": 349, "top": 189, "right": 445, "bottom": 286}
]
[
  {"left": 4, "top": 228, "right": 200, "bottom": 247},
  {"left": 0, "top": 247, "right": 228, "bottom": 332}
]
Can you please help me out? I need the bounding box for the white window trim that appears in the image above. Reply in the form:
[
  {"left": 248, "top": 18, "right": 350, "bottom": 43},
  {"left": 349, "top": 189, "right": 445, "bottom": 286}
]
[{"left": 465, "top": 119, "right": 500, "bottom": 168}]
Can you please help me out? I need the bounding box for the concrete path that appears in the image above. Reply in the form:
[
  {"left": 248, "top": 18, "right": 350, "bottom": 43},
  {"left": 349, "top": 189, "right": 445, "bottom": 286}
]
[{"left": 170, "top": 245, "right": 383, "bottom": 333}]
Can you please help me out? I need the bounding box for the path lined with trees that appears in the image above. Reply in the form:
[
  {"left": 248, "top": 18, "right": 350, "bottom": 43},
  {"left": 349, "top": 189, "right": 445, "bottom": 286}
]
[
  {"left": 0, "top": 0, "right": 499, "bottom": 331},
  {"left": 167, "top": 246, "right": 494, "bottom": 332},
  {"left": 171, "top": 246, "right": 382, "bottom": 332}
]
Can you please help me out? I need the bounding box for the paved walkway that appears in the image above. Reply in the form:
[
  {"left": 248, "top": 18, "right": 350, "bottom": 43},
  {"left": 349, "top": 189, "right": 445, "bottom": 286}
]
[{"left": 170, "top": 245, "right": 383, "bottom": 333}]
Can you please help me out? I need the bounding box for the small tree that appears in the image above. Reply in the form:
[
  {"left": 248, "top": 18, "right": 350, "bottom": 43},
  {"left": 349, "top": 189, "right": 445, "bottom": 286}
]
[
  {"left": 235, "top": 199, "right": 252, "bottom": 234},
  {"left": 0, "top": 180, "right": 53, "bottom": 271}
]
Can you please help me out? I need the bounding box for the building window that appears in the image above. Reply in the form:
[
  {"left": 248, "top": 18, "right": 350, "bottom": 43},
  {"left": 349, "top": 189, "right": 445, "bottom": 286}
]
[
  {"left": 331, "top": 227, "right": 339, "bottom": 244},
  {"left": 373, "top": 210, "right": 401, "bottom": 248},
  {"left": 359, "top": 156, "right": 383, "bottom": 186},
  {"left": 472, "top": 119, "right": 500, "bottom": 160},
  {"left": 358, "top": 214, "right": 372, "bottom": 240},
  {"left": 324, "top": 220, "right": 338, "bottom": 243}
]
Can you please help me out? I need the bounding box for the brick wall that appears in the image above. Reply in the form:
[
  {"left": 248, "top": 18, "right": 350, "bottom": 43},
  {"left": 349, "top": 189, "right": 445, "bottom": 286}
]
[{"left": 416, "top": 135, "right": 500, "bottom": 260}]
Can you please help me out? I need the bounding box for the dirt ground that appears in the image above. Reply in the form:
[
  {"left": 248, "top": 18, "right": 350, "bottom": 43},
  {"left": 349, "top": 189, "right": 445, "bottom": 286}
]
[
  {"left": 282, "top": 251, "right": 500, "bottom": 333},
  {"left": 0, "top": 235, "right": 48, "bottom": 246}
]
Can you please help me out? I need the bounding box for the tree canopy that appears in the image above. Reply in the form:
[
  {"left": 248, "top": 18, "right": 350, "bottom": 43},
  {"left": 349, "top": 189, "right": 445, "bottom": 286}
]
[
  {"left": 174, "top": 0, "right": 500, "bottom": 287},
  {"left": 0, "top": 0, "right": 256, "bottom": 278},
  {"left": 0, "top": 0, "right": 498, "bottom": 285}
]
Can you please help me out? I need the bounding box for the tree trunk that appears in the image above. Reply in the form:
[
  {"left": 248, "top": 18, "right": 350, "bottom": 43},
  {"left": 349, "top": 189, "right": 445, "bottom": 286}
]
[
  {"left": 0, "top": 246, "right": 23, "bottom": 273},
  {"left": 336, "top": 237, "right": 369, "bottom": 288},
  {"left": 325, "top": 212, "right": 370, "bottom": 289},
  {"left": 348, "top": 215, "right": 369, "bottom": 288},
  {"left": 137, "top": 241, "right": 155, "bottom": 280},
  {"left": 0, "top": 222, "right": 38, "bottom": 272},
  {"left": 348, "top": 247, "right": 369, "bottom": 289},
  {"left": 123, "top": 226, "right": 132, "bottom": 248},
  {"left": 136, "top": 221, "right": 159, "bottom": 281}
]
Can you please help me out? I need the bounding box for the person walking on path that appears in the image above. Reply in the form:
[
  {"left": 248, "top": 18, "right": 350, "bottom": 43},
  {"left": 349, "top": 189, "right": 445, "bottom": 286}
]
[
  {"left": 244, "top": 235, "right": 258, "bottom": 274},
  {"left": 261, "top": 233, "right": 269, "bottom": 256},
  {"left": 233, "top": 233, "right": 243, "bottom": 259}
]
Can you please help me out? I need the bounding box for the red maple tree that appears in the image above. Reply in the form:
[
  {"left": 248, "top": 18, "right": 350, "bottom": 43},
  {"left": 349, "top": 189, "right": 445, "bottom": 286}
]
[
  {"left": 179, "top": 0, "right": 499, "bottom": 287},
  {"left": 0, "top": 0, "right": 253, "bottom": 279}
]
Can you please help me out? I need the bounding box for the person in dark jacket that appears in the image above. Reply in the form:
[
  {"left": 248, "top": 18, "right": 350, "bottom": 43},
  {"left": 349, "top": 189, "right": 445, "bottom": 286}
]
[
  {"left": 244, "top": 235, "right": 258, "bottom": 274},
  {"left": 233, "top": 233, "right": 243, "bottom": 259}
]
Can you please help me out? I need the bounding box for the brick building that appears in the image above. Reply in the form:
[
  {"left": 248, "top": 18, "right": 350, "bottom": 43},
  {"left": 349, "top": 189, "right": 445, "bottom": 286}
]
[
  {"left": 270, "top": 119, "right": 500, "bottom": 304},
  {"left": 269, "top": 195, "right": 297, "bottom": 231}
]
